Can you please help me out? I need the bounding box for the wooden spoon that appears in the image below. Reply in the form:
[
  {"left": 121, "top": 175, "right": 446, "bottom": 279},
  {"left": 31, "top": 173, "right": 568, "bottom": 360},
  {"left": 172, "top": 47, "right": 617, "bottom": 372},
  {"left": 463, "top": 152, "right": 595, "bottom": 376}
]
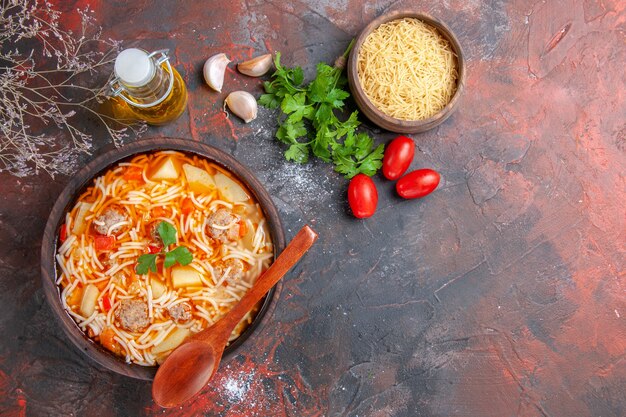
[{"left": 152, "top": 225, "right": 318, "bottom": 408}]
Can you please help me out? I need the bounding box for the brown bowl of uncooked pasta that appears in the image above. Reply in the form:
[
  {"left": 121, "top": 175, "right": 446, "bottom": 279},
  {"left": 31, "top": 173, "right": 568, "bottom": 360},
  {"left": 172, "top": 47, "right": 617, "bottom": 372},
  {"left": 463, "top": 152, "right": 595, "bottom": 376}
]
[
  {"left": 41, "top": 137, "right": 286, "bottom": 380},
  {"left": 348, "top": 10, "right": 466, "bottom": 133}
]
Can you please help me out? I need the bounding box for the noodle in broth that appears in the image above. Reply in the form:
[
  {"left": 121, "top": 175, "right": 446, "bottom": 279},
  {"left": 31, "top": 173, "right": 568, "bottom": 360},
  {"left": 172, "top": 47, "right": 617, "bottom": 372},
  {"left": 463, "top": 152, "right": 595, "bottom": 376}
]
[{"left": 56, "top": 151, "right": 273, "bottom": 366}]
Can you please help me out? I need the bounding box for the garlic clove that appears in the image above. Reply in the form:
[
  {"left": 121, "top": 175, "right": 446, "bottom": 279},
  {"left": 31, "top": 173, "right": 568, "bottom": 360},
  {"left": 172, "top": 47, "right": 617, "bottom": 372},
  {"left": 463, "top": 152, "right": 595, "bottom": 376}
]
[
  {"left": 203, "top": 53, "right": 230, "bottom": 92},
  {"left": 237, "top": 54, "right": 273, "bottom": 77},
  {"left": 225, "top": 91, "right": 257, "bottom": 123}
]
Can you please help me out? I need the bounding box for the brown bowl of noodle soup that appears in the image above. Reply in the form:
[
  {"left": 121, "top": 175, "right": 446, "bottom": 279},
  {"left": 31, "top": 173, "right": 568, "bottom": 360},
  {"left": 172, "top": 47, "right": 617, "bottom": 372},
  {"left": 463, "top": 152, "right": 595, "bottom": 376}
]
[{"left": 41, "top": 138, "right": 286, "bottom": 380}]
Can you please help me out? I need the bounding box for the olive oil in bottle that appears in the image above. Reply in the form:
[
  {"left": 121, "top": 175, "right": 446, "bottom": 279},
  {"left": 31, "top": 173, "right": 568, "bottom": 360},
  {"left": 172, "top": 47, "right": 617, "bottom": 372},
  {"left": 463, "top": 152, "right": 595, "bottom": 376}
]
[{"left": 108, "top": 48, "right": 187, "bottom": 125}]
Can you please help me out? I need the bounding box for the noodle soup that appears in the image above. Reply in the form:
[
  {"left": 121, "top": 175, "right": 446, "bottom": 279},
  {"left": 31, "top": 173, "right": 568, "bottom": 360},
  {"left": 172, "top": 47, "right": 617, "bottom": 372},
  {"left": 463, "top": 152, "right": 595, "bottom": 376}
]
[{"left": 55, "top": 151, "right": 273, "bottom": 366}]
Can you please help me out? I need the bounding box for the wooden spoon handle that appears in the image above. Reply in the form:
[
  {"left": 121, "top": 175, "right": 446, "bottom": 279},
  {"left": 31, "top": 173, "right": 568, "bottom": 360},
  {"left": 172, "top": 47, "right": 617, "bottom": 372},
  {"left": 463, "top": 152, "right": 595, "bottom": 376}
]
[{"left": 209, "top": 225, "right": 318, "bottom": 339}]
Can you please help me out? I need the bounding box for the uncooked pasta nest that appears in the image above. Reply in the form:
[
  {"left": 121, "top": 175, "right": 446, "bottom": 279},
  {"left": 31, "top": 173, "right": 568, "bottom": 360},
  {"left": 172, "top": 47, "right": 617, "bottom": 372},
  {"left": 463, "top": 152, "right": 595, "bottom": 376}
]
[{"left": 357, "top": 18, "right": 458, "bottom": 121}]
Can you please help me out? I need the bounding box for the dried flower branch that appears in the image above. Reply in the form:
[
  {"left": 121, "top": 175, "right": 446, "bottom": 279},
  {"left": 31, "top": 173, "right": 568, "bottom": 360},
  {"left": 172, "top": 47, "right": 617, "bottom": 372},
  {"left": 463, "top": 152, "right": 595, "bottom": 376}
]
[{"left": 0, "top": 0, "right": 147, "bottom": 177}]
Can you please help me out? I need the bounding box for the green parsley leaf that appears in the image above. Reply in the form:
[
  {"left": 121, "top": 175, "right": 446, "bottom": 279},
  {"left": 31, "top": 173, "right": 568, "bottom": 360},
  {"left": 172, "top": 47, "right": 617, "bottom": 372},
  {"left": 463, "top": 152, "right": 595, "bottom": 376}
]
[
  {"left": 259, "top": 92, "right": 280, "bottom": 109},
  {"left": 175, "top": 246, "right": 193, "bottom": 265},
  {"left": 354, "top": 132, "right": 375, "bottom": 160},
  {"left": 334, "top": 112, "right": 360, "bottom": 139},
  {"left": 272, "top": 52, "right": 304, "bottom": 95},
  {"left": 157, "top": 221, "right": 176, "bottom": 247},
  {"left": 333, "top": 159, "right": 358, "bottom": 178},
  {"left": 263, "top": 80, "right": 277, "bottom": 94},
  {"left": 275, "top": 125, "right": 290, "bottom": 144},
  {"left": 290, "top": 67, "right": 304, "bottom": 86},
  {"left": 164, "top": 246, "right": 193, "bottom": 268},
  {"left": 312, "top": 125, "right": 334, "bottom": 162},
  {"left": 163, "top": 251, "right": 176, "bottom": 268},
  {"left": 333, "top": 141, "right": 384, "bottom": 178},
  {"left": 136, "top": 222, "right": 194, "bottom": 275},
  {"left": 285, "top": 143, "right": 310, "bottom": 163},
  {"left": 257, "top": 40, "right": 385, "bottom": 179},
  {"left": 136, "top": 254, "right": 158, "bottom": 274},
  {"left": 325, "top": 88, "right": 350, "bottom": 108},
  {"left": 356, "top": 143, "right": 385, "bottom": 176},
  {"left": 281, "top": 93, "right": 309, "bottom": 122},
  {"left": 282, "top": 119, "right": 307, "bottom": 142},
  {"left": 308, "top": 63, "right": 336, "bottom": 103}
]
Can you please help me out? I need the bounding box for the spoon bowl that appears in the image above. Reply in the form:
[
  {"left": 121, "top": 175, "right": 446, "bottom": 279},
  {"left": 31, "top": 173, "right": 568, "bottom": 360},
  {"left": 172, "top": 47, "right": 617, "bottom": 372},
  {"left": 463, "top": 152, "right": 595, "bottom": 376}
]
[
  {"left": 152, "top": 225, "right": 318, "bottom": 408},
  {"left": 153, "top": 341, "right": 220, "bottom": 408}
]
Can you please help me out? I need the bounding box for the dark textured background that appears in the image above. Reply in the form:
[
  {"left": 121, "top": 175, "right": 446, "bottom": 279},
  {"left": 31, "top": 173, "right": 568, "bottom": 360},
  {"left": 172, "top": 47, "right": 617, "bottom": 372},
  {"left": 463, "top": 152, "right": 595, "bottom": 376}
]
[{"left": 1, "top": 0, "right": 625, "bottom": 416}]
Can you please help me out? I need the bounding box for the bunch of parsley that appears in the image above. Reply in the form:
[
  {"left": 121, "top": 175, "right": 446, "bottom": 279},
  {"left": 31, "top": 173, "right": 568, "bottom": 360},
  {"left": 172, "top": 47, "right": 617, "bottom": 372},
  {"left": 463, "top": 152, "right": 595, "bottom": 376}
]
[
  {"left": 258, "top": 41, "right": 384, "bottom": 178},
  {"left": 135, "top": 222, "right": 192, "bottom": 275}
]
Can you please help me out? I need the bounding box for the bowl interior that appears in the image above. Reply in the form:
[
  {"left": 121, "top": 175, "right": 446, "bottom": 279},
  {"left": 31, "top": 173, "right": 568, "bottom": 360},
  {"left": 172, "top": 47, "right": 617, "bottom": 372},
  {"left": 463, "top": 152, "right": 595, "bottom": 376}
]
[
  {"left": 41, "top": 138, "right": 286, "bottom": 380},
  {"left": 348, "top": 10, "right": 466, "bottom": 133}
]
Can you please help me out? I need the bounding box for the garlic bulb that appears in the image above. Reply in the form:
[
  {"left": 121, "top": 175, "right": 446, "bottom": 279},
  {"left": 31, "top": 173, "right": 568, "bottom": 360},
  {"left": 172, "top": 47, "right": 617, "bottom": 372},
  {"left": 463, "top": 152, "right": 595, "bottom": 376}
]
[
  {"left": 237, "top": 54, "right": 273, "bottom": 77},
  {"left": 203, "top": 53, "right": 230, "bottom": 92},
  {"left": 225, "top": 91, "right": 257, "bottom": 123}
]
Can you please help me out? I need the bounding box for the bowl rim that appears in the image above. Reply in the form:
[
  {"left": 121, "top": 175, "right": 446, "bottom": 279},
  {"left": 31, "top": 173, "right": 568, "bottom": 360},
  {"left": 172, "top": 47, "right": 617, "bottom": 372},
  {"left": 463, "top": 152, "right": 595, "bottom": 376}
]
[
  {"left": 347, "top": 10, "right": 466, "bottom": 133},
  {"left": 40, "top": 137, "right": 286, "bottom": 380}
]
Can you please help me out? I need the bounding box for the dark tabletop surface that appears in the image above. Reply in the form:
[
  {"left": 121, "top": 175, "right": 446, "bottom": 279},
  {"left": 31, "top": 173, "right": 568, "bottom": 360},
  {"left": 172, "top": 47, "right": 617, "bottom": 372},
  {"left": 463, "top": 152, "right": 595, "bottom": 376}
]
[{"left": 1, "top": 0, "right": 625, "bottom": 416}]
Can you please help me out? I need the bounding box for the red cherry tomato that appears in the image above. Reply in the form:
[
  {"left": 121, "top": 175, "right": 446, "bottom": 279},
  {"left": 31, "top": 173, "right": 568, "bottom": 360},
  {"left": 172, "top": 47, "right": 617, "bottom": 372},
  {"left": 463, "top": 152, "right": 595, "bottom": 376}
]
[
  {"left": 382, "top": 136, "right": 415, "bottom": 180},
  {"left": 348, "top": 174, "right": 378, "bottom": 218},
  {"left": 396, "top": 169, "right": 440, "bottom": 199}
]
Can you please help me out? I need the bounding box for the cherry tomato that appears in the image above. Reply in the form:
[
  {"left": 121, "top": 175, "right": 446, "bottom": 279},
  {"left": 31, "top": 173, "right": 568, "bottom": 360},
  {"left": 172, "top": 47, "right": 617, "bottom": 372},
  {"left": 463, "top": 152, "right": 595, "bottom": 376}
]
[
  {"left": 396, "top": 169, "right": 440, "bottom": 199},
  {"left": 348, "top": 174, "right": 378, "bottom": 218},
  {"left": 382, "top": 136, "right": 415, "bottom": 180}
]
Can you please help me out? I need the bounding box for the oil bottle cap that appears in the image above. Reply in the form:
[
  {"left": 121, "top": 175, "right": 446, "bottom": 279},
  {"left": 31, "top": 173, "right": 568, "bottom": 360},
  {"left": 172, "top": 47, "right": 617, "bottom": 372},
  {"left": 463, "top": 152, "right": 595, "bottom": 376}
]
[{"left": 114, "top": 48, "right": 155, "bottom": 88}]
